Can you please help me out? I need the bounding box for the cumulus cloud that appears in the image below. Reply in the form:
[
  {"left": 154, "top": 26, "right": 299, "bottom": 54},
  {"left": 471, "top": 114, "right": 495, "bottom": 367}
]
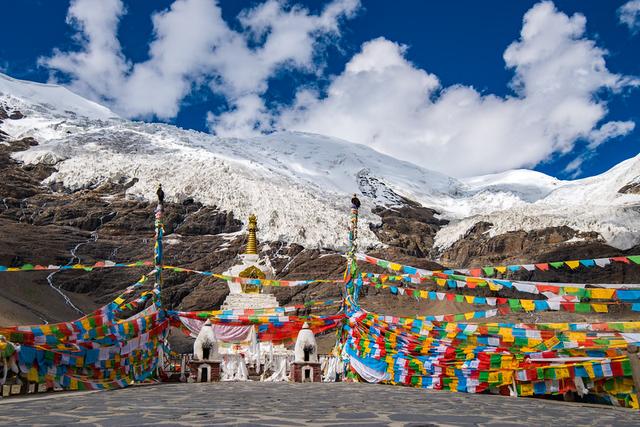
[
  {"left": 277, "top": 1, "right": 637, "bottom": 177},
  {"left": 619, "top": 0, "right": 640, "bottom": 34},
  {"left": 41, "top": 0, "right": 359, "bottom": 120},
  {"left": 39, "top": 0, "right": 128, "bottom": 102},
  {"left": 207, "top": 0, "right": 359, "bottom": 135}
]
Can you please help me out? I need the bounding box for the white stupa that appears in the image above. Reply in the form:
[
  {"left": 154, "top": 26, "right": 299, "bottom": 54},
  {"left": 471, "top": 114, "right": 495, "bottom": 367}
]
[
  {"left": 220, "top": 214, "right": 278, "bottom": 310},
  {"left": 216, "top": 215, "right": 292, "bottom": 382}
]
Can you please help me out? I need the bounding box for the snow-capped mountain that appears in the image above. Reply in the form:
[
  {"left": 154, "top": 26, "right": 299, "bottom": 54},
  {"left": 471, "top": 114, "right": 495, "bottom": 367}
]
[{"left": 1, "top": 72, "right": 639, "bottom": 253}]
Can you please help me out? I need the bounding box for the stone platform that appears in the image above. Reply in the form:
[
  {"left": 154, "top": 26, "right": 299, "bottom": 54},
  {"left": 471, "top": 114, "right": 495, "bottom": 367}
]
[
  {"left": 0, "top": 382, "right": 638, "bottom": 426},
  {"left": 221, "top": 292, "right": 279, "bottom": 310}
]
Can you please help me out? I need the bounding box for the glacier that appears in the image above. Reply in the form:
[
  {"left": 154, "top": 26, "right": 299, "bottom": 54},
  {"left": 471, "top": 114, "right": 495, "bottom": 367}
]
[{"left": 1, "top": 72, "right": 639, "bottom": 252}]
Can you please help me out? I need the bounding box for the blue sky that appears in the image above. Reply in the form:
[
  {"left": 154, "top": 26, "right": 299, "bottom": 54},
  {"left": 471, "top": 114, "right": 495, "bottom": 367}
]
[{"left": 1, "top": 0, "right": 639, "bottom": 179}]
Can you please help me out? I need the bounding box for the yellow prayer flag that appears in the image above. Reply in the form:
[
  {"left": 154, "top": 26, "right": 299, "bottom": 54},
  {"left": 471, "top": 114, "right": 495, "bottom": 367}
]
[
  {"left": 585, "top": 363, "right": 595, "bottom": 379},
  {"left": 567, "top": 332, "right": 584, "bottom": 342},
  {"left": 500, "top": 355, "right": 513, "bottom": 368},
  {"left": 591, "top": 304, "right": 608, "bottom": 313},
  {"left": 520, "top": 382, "right": 534, "bottom": 396},
  {"left": 589, "top": 289, "right": 615, "bottom": 300},
  {"left": 565, "top": 260, "right": 580, "bottom": 269},
  {"left": 496, "top": 266, "right": 507, "bottom": 274},
  {"left": 555, "top": 367, "right": 570, "bottom": 379},
  {"left": 27, "top": 366, "right": 38, "bottom": 382},
  {"left": 488, "top": 282, "right": 501, "bottom": 291},
  {"left": 630, "top": 393, "right": 639, "bottom": 410},
  {"left": 499, "top": 328, "right": 515, "bottom": 342},
  {"left": 521, "top": 300, "right": 535, "bottom": 312},
  {"left": 537, "top": 336, "right": 560, "bottom": 350},
  {"left": 547, "top": 323, "right": 569, "bottom": 331},
  {"left": 390, "top": 263, "right": 402, "bottom": 271}
]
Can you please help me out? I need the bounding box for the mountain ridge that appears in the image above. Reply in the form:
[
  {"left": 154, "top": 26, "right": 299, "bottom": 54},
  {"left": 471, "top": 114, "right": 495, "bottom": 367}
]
[{"left": 1, "top": 71, "right": 638, "bottom": 253}]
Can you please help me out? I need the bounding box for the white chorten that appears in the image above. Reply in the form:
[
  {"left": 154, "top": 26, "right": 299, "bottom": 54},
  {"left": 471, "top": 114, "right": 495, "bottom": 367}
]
[
  {"left": 193, "top": 320, "right": 220, "bottom": 362},
  {"left": 221, "top": 214, "right": 278, "bottom": 310},
  {"left": 294, "top": 322, "right": 318, "bottom": 363},
  {"left": 216, "top": 214, "right": 292, "bottom": 382}
]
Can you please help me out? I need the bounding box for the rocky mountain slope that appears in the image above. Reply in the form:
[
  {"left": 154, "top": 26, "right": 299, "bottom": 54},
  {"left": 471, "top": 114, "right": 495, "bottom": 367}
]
[{"left": 1, "top": 72, "right": 639, "bottom": 326}]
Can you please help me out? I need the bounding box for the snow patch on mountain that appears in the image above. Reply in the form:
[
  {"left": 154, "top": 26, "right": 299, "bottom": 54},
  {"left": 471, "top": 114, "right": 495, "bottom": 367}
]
[
  {"left": 0, "top": 73, "right": 118, "bottom": 121},
  {"left": 1, "top": 73, "right": 639, "bottom": 252},
  {"left": 434, "top": 157, "right": 640, "bottom": 250}
]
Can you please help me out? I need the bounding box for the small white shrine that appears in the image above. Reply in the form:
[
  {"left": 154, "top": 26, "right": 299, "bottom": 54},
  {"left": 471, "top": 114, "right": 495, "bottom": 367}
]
[
  {"left": 292, "top": 323, "right": 321, "bottom": 382},
  {"left": 294, "top": 322, "right": 319, "bottom": 363},
  {"left": 189, "top": 320, "right": 221, "bottom": 382}
]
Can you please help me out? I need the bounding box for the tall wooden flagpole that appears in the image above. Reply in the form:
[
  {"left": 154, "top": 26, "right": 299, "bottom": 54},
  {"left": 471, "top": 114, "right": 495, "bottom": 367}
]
[
  {"left": 345, "top": 193, "right": 361, "bottom": 308},
  {"left": 154, "top": 184, "right": 165, "bottom": 306}
]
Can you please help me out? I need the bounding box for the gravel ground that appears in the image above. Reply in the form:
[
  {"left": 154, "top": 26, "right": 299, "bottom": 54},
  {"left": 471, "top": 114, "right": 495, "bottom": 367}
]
[{"left": 0, "top": 381, "right": 638, "bottom": 426}]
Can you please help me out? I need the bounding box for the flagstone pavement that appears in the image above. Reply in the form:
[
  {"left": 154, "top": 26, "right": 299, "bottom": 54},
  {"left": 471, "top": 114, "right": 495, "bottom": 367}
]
[{"left": 0, "top": 382, "right": 638, "bottom": 426}]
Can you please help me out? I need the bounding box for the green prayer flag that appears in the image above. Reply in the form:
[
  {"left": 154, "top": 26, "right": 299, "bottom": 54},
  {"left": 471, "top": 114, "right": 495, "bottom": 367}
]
[
  {"left": 627, "top": 255, "right": 640, "bottom": 265},
  {"left": 575, "top": 303, "right": 591, "bottom": 313},
  {"left": 483, "top": 267, "right": 495, "bottom": 276},
  {"left": 490, "top": 354, "right": 501, "bottom": 369},
  {"left": 508, "top": 299, "right": 522, "bottom": 311}
]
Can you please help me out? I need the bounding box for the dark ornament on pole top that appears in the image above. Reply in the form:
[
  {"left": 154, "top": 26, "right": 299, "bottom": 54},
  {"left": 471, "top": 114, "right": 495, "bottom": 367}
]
[
  {"left": 157, "top": 184, "right": 165, "bottom": 204},
  {"left": 351, "top": 193, "right": 361, "bottom": 209}
]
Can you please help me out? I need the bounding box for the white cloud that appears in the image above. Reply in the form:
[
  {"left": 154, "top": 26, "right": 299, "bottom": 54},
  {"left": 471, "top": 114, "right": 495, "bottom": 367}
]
[
  {"left": 276, "top": 1, "right": 637, "bottom": 177},
  {"left": 39, "top": 0, "right": 128, "bottom": 102},
  {"left": 207, "top": 94, "right": 273, "bottom": 137},
  {"left": 41, "top": 0, "right": 359, "bottom": 120},
  {"left": 564, "top": 120, "right": 636, "bottom": 177},
  {"left": 587, "top": 120, "right": 636, "bottom": 149},
  {"left": 206, "top": 0, "right": 359, "bottom": 134},
  {"left": 619, "top": 0, "right": 640, "bottom": 34}
]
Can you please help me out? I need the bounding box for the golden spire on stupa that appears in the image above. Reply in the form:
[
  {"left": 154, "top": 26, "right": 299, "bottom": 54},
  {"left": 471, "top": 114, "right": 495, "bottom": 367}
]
[{"left": 245, "top": 214, "right": 258, "bottom": 255}]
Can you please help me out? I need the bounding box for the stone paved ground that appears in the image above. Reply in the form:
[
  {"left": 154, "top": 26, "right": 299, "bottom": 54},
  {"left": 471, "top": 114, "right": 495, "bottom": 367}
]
[{"left": 0, "top": 382, "right": 639, "bottom": 426}]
